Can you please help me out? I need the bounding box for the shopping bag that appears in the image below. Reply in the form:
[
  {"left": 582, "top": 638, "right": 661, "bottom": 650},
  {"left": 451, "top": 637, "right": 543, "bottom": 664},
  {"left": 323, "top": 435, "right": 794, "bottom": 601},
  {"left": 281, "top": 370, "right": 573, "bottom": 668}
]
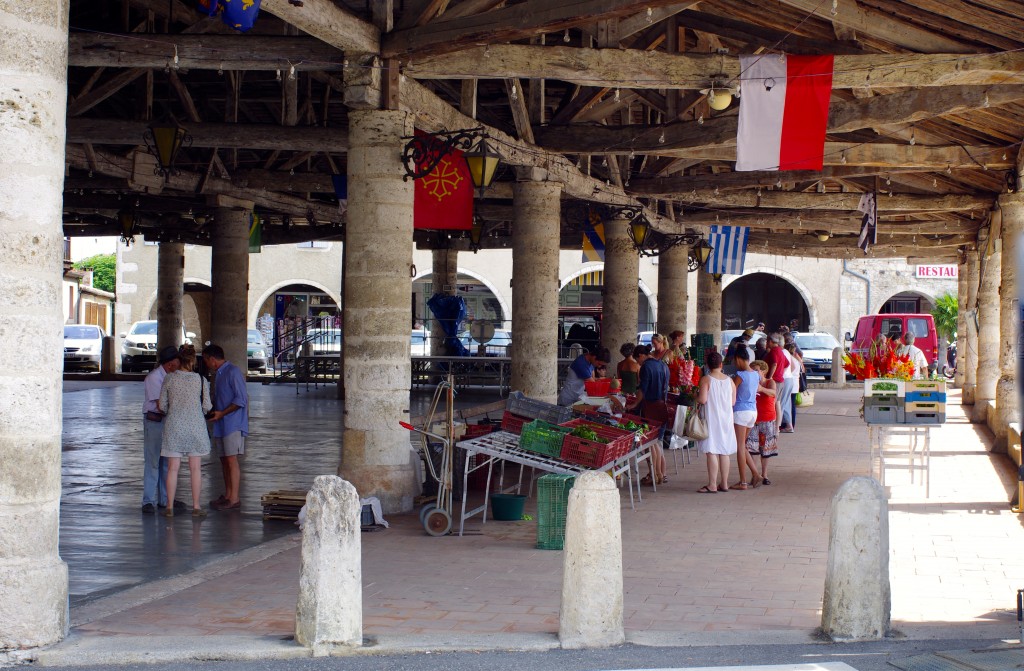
[
  {"left": 669, "top": 433, "right": 688, "bottom": 451},
  {"left": 796, "top": 390, "right": 814, "bottom": 407},
  {"left": 683, "top": 403, "right": 709, "bottom": 441},
  {"left": 671, "top": 403, "right": 689, "bottom": 436}
]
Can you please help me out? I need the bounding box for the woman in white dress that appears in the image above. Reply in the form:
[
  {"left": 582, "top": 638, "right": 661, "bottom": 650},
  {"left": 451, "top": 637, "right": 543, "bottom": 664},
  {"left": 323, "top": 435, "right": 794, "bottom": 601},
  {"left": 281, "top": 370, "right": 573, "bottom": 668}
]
[
  {"left": 696, "top": 351, "right": 737, "bottom": 493},
  {"left": 159, "top": 344, "right": 213, "bottom": 517}
]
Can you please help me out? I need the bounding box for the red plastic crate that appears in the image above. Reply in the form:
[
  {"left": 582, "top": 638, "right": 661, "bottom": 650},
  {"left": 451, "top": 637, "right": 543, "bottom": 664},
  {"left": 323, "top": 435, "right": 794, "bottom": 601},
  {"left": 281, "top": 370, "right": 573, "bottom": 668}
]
[
  {"left": 501, "top": 411, "right": 530, "bottom": 435},
  {"left": 559, "top": 419, "right": 634, "bottom": 467},
  {"left": 464, "top": 422, "right": 497, "bottom": 440},
  {"left": 583, "top": 378, "right": 611, "bottom": 397},
  {"left": 617, "top": 412, "right": 663, "bottom": 444}
]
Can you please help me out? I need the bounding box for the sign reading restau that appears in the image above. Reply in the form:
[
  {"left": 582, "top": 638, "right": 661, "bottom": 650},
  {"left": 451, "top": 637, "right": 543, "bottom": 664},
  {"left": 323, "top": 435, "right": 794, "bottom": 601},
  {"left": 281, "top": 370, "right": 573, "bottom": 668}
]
[{"left": 915, "top": 264, "right": 958, "bottom": 279}]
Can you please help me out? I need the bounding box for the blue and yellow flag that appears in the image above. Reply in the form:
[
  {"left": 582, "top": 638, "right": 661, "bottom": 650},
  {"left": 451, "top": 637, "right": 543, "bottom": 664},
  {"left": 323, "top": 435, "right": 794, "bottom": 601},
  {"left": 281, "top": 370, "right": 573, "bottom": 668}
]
[{"left": 582, "top": 208, "right": 605, "bottom": 262}]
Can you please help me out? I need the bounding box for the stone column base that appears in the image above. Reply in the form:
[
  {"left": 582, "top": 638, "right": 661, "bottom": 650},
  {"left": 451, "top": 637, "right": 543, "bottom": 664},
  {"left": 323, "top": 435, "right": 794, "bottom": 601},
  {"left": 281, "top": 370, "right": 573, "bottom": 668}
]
[
  {"left": 338, "top": 462, "right": 419, "bottom": 515},
  {"left": 0, "top": 560, "right": 68, "bottom": 649}
]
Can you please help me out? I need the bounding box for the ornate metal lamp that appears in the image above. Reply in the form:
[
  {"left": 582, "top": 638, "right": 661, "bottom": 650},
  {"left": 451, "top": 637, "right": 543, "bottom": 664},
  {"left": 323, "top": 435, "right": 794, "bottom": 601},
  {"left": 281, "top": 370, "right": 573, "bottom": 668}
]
[
  {"left": 143, "top": 117, "right": 192, "bottom": 177},
  {"left": 401, "top": 128, "right": 502, "bottom": 196},
  {"left": 623, "top": 208, "right": 708, "bottom": 269},
  {"left": 118, "top": 209, "right": 139, "bottom": 246}
]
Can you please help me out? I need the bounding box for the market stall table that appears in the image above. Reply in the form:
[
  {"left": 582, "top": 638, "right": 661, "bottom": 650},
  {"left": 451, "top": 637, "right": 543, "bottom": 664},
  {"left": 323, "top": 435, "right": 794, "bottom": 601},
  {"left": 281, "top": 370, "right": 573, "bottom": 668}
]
[
  {"left": 455, "top": 430, "right": 656, "bottom": 536},
  {"left": 868, "top": 423, "right": 931, "bottom": 498}
]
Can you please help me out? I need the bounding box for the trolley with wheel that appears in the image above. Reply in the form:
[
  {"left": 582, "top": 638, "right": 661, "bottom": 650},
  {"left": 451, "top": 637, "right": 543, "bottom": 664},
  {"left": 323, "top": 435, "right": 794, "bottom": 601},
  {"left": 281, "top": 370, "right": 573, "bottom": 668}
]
[{"left": 400, "top": 374, "right": 457, "bottom": 536}]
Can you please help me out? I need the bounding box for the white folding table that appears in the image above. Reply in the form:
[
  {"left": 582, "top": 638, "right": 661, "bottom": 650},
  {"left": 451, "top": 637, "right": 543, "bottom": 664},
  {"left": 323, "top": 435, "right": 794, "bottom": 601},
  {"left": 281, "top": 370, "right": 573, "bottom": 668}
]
[
  {"left": 868, "top": 423, "right": 932, "bottom": 498},
  {"left": 455, "top": 430, "right": 655, "bottom": 536}
]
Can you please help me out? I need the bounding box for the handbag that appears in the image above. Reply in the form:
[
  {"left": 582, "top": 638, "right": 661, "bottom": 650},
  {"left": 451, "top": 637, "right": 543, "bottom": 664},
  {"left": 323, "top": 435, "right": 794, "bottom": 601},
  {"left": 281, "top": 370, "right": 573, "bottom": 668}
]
[
  {"left": 683, "top": 402, "right": 709, "bottom": 441},
  {"left": 144, "top": 411, "right": 164, "bottom": 423},
  {"left": 798, "top": 371, "right": 808, "bottom": 393}
]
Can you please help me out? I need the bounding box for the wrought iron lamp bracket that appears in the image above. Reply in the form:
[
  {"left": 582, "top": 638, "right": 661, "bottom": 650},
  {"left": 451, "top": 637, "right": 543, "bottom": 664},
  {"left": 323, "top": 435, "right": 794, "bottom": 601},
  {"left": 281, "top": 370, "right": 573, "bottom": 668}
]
[{"left": 401, "top": 128, "right": 485, "bottom": 181}]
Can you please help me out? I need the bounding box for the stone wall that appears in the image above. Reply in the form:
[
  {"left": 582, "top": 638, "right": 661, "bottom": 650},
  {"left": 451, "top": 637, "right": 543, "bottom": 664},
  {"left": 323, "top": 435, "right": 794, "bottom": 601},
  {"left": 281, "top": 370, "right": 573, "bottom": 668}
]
[{"left": 839, "top": 259, "right": 956, "bottom": 341}]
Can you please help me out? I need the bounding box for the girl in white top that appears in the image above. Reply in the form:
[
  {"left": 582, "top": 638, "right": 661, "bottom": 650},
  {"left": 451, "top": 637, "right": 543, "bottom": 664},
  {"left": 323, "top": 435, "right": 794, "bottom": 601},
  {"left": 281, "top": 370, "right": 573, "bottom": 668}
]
[{"left": 696, "top": 351, "right": 737, "bottom": 493}]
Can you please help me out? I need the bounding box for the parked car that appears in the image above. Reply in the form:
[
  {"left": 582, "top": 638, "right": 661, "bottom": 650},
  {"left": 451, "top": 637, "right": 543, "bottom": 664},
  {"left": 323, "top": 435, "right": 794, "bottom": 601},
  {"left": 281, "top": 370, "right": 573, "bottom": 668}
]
[
  {"left": 302, "top": 328, "right": 342, "bottom": 356},
  {"left": 64, "top": 324, "right": 105, "bottom": 372},
  {"left": 247, "top": 329, "right": 269, "bottom": 374},
  {"left": 462, "top": 328, "right": 512, "bottom": 356},
  {"left": 120, "top": 320, "right": 195, "bottom": 372},
  {"left": 849, "top": 313, "right": 939, "bottom": 370},
  {"left": 793, "top": 332, "right": 844, "bottom": 380},
  {"left": 411, "top": 329, "right": 430, "bottom": 356},
  {"left": 637, "top": 331, "right": 654, "bottom": 346},
  {"left": 720, "top": 329, "right": 766, "bottom": 353}
]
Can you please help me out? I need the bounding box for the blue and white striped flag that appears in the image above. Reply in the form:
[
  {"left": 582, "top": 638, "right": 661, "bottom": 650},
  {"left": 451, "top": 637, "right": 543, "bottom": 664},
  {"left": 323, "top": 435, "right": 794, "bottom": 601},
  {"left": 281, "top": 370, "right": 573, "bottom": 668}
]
[{"left": 706, "top": 226, "right": 749, "bottom": 275}]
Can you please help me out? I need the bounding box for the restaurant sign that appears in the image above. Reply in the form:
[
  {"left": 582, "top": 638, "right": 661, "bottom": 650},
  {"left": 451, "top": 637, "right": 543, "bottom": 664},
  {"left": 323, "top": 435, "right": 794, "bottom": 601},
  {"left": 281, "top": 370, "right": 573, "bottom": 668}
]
[{"left": 915, "top": 265, "right": 958, "bottom": 279}]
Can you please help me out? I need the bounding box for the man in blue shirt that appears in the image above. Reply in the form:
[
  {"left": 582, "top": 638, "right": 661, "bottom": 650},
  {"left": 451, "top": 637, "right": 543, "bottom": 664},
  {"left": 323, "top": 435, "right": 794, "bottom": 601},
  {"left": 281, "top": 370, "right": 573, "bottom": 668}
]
[
  {"left": 202, "top": 344, "right": 249, "bottom": 511},
  {"left": 557, "top": 346, "right": 610, "bottom": 406},
  {"left": 626, "top": 345, "right": 670, "bottom": 485}
]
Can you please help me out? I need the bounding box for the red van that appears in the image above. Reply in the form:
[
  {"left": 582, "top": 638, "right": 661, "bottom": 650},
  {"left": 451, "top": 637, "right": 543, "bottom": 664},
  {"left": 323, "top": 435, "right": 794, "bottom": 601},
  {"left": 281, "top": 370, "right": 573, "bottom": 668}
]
[{"left": 849, "top": 313, "right": 939, "bottom": 368}]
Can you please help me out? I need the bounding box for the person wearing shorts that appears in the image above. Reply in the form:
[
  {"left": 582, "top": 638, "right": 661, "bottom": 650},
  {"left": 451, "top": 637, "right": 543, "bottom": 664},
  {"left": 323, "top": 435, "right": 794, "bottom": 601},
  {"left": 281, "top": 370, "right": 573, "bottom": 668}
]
[
  {"left": 202, "top": 344, "right": 249, "bottom": 511},
  {"left": 745, "top": 360, "right": 778, "bottom": 485},
  {"left": 730, "top": 347, "right": 763, "bottom": 489}
]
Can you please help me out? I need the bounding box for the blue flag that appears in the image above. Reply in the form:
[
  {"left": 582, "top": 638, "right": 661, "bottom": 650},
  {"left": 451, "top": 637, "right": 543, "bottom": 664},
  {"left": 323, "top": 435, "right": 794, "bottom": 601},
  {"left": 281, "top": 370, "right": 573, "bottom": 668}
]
[{"left": 706, "top": 226, "right": 749, "bottom": 275}]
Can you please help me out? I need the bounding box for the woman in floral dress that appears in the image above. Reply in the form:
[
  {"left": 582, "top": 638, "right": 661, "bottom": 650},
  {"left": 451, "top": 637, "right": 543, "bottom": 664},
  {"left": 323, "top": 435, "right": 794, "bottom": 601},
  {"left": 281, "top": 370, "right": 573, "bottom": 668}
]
[{"left": 160, "top": 344, "right": 213, "bottom": 517}]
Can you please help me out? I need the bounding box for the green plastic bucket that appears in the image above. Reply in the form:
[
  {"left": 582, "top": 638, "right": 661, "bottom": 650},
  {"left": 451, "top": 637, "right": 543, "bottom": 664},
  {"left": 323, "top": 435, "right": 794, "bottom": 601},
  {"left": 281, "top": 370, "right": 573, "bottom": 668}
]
[{"left": 489, "top": 493, "right": 526, "bottom": 521}]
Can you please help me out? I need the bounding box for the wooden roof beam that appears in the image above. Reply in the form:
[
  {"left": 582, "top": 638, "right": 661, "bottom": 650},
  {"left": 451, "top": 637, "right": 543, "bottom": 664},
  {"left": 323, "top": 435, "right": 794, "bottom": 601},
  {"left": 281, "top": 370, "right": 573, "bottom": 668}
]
[
  {"left": 404, "top": 46, "right": 1024, "bottom": 90},
  {"left": 67, "top": 118, "right": 348, "bottom": 152},
  {"left": 678, "top": 191, "right": 991, "bottom": 212},
  {"left": 68, "top": 34, "right": 346, "bottom": 71},
  {"left": 259, "top": 0, "right": 379, "bottom": 54},
  {"left": 382, "top": 0, "right": 699, "bottom": 58}
]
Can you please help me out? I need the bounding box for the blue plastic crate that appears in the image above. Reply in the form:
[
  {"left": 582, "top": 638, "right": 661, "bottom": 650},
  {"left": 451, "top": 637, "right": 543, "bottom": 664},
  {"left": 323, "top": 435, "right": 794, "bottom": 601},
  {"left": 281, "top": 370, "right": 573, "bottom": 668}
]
[{"left": 906, "top": 390, "right": 947, "bottom": 403}]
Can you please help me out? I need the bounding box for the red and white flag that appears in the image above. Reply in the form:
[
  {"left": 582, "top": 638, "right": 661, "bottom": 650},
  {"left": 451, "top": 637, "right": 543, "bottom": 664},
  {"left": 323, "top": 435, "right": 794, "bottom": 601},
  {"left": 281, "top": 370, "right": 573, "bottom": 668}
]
[{"left": 735, "top": 54, "right": 834, "bottom": 172}]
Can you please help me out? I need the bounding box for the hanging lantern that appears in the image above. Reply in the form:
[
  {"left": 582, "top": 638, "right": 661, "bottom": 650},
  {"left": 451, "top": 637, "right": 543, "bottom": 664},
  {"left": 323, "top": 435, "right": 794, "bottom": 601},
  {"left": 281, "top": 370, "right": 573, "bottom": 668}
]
[
  {"left": 462, "top": 135, "right": 502, "bottom": 197},
  {"left": 143, "top": 118, "right": 191, "bottom": 177},
  {"left": 118, "top": 210, "right": 139, "bottom": 246}
]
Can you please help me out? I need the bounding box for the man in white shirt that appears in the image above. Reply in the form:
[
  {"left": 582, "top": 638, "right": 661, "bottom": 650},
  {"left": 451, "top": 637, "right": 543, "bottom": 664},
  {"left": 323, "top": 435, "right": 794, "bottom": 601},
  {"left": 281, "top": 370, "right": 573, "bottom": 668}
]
[
  {"left": 899, "top": 332, "right": 929, "bottom": 379},
  {"left": 141, "top": 346, "right": 182, "bottom": 513}
]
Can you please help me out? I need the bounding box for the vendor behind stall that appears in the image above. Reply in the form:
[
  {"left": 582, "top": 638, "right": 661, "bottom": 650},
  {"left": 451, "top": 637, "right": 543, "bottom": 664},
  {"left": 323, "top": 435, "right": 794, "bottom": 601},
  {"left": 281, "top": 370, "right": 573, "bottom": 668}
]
[{"left": 557, "top": 346, "right": 611, "bottom": 406}]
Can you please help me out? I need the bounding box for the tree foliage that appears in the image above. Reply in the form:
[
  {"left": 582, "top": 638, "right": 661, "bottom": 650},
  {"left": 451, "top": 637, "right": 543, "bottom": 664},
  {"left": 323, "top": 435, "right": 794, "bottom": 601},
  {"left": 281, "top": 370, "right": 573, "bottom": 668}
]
[
  {"left": 932, "top": 292, "right": 958, "bottom": 340},
  {"left": 73, "top": 253, "right": 116, "bottom": 293}
]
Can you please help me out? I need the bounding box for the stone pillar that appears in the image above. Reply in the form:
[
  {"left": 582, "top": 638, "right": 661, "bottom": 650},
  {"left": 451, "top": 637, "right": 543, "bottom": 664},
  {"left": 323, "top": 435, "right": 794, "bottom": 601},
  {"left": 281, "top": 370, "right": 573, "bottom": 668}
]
[
  {"left": 962, "top": 250, "right": 980, "bottom": 405},
  {"left": 295, "top": 476, "right": 362, "bottom": 650},
  {"left": 953, "top": 252, "right": 968, "bottom": 389},
  {"left": 602, "top": 217, "right": 639, "bottom": 360},
  {"left": 210, "top": 205, "right": 250, "bottom": 369},
  {"left": 559, "top": 471, "right": 624, "bottom": 649},
  {"left": 430, "top": 248, "right": 458, "bottom": 356},
  {"left": 972, "top": 250, "right": 1000, "bottom": 424},
  {"left": 156, "top": 242, "right": 185, "bottom": 354},
  {"left": 994, "top": 193, "right": 1024, "bottom": 450},
  {"left": 695, "top": 267, "right": 722, "bottom": 344},
  {"left": 341, "top": 110, "right": 418, "bottom": 513},
  {"left": 509, "top": 180, "right": 562, "bottom": 402},
  {"left": 0, "top": 0, "right": 70, "bottom": 647},
  {"left": 657, "top": 243, "right": 688, "bottom": 336},
  {"left": 820, "top": 477, "right": 890, "bottom": 641}
]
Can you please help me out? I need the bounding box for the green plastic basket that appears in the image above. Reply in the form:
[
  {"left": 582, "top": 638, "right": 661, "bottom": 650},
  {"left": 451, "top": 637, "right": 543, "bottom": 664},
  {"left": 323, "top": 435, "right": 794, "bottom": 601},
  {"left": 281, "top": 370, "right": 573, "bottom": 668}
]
[
  {"left": 536, "top": 474, "right": 575, "bottom": 550},
  {"left": 518, "top": 419, "right": 571, "bottom": 458}
]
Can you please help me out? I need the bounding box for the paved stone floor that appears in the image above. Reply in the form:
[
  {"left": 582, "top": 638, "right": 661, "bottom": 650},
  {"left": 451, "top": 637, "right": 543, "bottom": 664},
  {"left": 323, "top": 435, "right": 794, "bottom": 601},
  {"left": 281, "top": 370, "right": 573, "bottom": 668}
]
[{"left": 60, "top": 381, "right": 1023, "bottom": 643}]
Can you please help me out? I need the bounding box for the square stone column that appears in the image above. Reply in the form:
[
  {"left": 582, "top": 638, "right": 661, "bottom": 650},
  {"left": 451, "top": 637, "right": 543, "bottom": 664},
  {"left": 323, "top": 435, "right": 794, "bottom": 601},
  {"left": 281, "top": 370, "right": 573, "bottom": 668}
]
[
  {"left": 0, "top": 0, "right": 70, "bottom": 648},
  {"left": 602, "top": 217, "right": 640, "bottom": 359},
  {"left": 340, "top": 110, "right": 419, "bottom": 513},
  {"left": 509, "top": 180, "right": 562, "bottom": 402}
]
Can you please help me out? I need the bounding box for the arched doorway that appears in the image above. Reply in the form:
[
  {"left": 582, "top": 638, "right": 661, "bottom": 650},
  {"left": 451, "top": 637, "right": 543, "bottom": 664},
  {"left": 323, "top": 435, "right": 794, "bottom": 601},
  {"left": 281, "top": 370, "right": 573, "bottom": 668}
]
[
  {"left": 722, "top": 272, "right": 810, "bottom": 332},
  {"left": 879, "top": 291, "right": 935, "bottom": 314},
  {"left": 412, "top": 273, "right": 506, "bottom": 331},
  {"left": 559, "top": 268, "right": 654, "bottom": 330}
]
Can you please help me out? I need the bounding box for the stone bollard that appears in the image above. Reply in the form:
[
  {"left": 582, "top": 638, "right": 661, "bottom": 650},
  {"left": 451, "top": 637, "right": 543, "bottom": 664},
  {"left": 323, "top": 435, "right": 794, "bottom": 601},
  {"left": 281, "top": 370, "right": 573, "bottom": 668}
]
[
  {"left": 821, "top": 476, "right": 890, "bottom": 641},
  {"left": 559, "top": 471, "right": 624, "bottom": 649},
  {"left": 831, "top": 347, "right": 845, "bottom": 385},
  {"left": 295, "top": 475, "right": 362, "bottom": 651}
]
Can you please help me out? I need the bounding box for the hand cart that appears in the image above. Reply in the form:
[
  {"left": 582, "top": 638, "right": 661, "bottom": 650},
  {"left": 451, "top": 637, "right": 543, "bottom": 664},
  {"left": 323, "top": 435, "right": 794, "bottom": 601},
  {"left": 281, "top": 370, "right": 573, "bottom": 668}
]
[{"left": 400, "top": 374, "right": 457, "bottom": 536}]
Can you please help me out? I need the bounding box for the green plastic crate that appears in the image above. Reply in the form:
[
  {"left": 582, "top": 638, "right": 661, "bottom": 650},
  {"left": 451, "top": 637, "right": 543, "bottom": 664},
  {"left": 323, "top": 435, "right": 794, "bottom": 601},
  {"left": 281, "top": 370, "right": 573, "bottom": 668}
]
[
  {"left": 518, "top": 420, "right": 571, "bottom": 458},
  {"left": 536, "top": 474, "right": 575, "bottom": 550}
]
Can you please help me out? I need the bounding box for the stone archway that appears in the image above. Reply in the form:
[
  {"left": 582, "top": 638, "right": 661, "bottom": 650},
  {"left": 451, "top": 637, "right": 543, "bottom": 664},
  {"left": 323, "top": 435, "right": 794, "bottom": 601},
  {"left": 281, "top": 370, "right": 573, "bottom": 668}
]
[
  {"left": 559, "top": 265, "right": 655, "bottom": 330},
  {"left": 721, "top": 271, "right": 813, "bottom": 332},
  {"left": 877, "top": 289, "right": 937, "bottom": 315},
  {"left": 251, "top": 279, "right": 341, "bottom": 328},
  {"left": 143, "top": 278, "right": 211, "bottom": 344}
]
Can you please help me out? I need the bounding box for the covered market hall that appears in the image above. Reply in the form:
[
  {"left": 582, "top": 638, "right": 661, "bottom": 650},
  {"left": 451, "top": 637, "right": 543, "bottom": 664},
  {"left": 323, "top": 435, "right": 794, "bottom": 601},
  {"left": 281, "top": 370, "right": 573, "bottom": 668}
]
[{"left": 2, "top": 0, "right": 1024, "bottom": 653}]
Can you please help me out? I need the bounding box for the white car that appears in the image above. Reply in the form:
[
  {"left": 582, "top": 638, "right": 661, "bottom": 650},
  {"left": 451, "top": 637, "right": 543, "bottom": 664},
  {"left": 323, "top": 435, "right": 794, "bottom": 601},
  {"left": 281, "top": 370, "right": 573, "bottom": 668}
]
[
  {"left": 793, "top": 332, "right": 844, "bottom": 380},
  {"left": 64, "top": 324, "right": 106, "bottom": 372},
  {"left": 120, "top": 320, "right": 194, "bottom": 372},
  {"left": 721, "top": 329, "right": 766, "bottom": 353}
]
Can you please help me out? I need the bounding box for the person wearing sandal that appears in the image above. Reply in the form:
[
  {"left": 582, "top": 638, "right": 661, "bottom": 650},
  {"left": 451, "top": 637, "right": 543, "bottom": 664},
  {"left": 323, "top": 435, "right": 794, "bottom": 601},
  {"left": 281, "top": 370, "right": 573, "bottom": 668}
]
[
  {"left": 695, "top": 352, "right": 736, "bottom": 493},
  {"left": 730, "top": 347, "right": 762, "bottom": 490},
  {"left": 159, "top": 345, "right": 213, "bottom": 518},
  {"left": 625, "top": 345, "right": 670, "bottom": 486},
  {"left": 745, "top": 360, "right": 778, "bottom": 485}
]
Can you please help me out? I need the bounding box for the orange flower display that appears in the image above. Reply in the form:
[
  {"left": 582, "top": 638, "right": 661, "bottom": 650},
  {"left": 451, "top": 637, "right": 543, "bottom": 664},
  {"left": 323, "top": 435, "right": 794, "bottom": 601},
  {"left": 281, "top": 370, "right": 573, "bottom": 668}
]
[{"left": 842, "top": 338, "right": 915, "bottom": 381}]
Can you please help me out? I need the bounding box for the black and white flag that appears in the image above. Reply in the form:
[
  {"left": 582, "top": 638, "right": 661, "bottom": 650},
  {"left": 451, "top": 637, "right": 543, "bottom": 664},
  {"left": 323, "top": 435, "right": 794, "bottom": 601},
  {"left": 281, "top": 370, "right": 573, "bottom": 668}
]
[{"left": 857, "top": 191, "right": 877, "bottom": 254}]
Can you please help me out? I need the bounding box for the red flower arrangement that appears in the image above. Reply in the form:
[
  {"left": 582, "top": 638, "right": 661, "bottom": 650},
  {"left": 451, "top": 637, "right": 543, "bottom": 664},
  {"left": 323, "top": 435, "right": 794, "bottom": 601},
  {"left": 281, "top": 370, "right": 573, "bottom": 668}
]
[{"left": 842, "top": 338, "right": 915, "bottom": 381}]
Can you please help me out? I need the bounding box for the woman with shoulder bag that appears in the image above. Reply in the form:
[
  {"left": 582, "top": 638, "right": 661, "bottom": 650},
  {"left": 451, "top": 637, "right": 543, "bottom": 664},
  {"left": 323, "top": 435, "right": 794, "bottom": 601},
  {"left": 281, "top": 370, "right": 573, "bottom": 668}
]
[
  {"left": 694, "top": 351, "right": 736, "bottom": 493},
  {"left": 159, "top": 344, "right": 214, "bottom": 517}
]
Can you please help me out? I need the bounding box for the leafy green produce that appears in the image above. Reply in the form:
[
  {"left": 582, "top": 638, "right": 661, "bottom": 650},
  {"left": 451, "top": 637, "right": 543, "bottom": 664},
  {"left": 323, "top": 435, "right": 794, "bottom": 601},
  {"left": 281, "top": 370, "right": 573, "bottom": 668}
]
[{"left": 570, "top": 426, "right": 607, "bottom": 443}]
